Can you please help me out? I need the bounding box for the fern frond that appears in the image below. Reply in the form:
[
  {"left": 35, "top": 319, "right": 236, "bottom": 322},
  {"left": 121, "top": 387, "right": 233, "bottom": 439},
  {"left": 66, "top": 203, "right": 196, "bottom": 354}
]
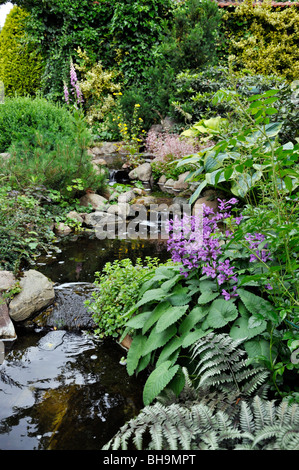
[{"left": 191, "top": 333, "right": 269, "bottom": 397}]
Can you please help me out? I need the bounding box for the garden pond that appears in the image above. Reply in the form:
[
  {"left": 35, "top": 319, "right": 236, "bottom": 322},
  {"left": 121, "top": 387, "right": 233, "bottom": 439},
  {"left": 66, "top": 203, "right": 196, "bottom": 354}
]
[{"left": 0, "top": 234, "right": 170, "bottom": 450}]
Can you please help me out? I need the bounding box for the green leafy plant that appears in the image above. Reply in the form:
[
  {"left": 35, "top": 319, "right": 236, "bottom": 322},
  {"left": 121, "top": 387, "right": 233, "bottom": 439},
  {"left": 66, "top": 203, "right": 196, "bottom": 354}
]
[
  {"left": 103, "top": 334, "right": 299, "bottom": 451},
  {"left": 85, "top": 257, "right": 167, "bottom": 339}
]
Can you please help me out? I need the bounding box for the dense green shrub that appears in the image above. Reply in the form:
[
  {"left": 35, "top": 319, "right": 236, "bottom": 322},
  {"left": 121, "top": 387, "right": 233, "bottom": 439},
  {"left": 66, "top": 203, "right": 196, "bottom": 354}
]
[
  {"left": 0, "top": 6, "right": 44, "bottom": 96},
  {"left": 171, "top": 66, "right": 299, "bottom": 144},
  {"left": 0, "top": 185, "right": 56, "bottom": 272},
  {"left": 85, "top": 258, "right": 169, "bottom": 339},
  {"left": 0, "top": 96, "right": 106, "bottom": 193},
  {"left": 156, "top": 0, "right": 223, "bottom": 74},
  {"left": 222, "top": 0, "right": 299, "bottom": 81},
  {"left": 4, "top": 0, "right": 173, "bottom": 99}
]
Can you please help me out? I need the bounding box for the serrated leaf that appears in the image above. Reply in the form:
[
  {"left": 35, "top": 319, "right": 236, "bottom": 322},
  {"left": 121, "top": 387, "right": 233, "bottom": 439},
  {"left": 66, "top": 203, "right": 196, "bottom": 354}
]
[
  {"left": 197, "top": 291, "right": 219, "bottom": 305},
  {"left": 126, "top": 310, "right": 152, "bottom": 330},
  {"left": 206, "top": 298, "right": 238, "bottom": 328},
  {"left": 142, "top": 301, "right": 172, "bottom": 334},
  {"left": 179, "top": 305, "right": 208, "bottom": 335},
  {"left": 134, "top": 288, "right": 167, "bottom": 309},
  {"left": 143, "top": 361, "right": 180, "bottom": 405},
  {"left": 237, "top": 288, "right": 278, "bottom": 322},
  {"left": 156, "top": 305, "right": 189, "bottom": 332},
  {"left": 126, "top": 334, "right": 147, "bottom": 376},
  {"left": 182, "top": 328, "right": 211, "bottom": 348},
  {"left": 142, "top": 324, "right": 177, "bottom": 357},
  {"left": 230, "top": 314, "right": 267, "bottom": 341},
  {"left": 156, "top": 336, "right": 184, "bottom": 366}
]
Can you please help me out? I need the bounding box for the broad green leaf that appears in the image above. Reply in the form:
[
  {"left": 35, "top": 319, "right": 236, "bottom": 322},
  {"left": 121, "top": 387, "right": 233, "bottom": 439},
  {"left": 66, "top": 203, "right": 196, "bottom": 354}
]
[
  {"left": 156, "top": 305, "right": 189, "bottom": 332},
  {"left": 126, "top": 334, "right": 147, "bottom": 376},
  {"left": 161, "top": 274, "right": 183, "bottom": 293},
  {"left": 179, "top": 306, "right": 208, "bottom": 334},
  {"left": 142, "top": 324, "right": 177, "bottom": 357},
  {"left": 182, "top": 328, "right": 211, "bottom": 348},
  {"left": 206, "top": 298, "right": 238, "bottom": 328},
  {"left": 167, "top": 366, "right": 185, "bottom": 397},
  {"left": 230, "top": 314, "right": 267, "bottom": 341},
  {"left": 264, "top": 122, "right": 282, "bottom": 137},
  {"left": 244, "top": 338, "right": 271, "bottom": 361},
  {"left": 237, "top": 288, "right": 278, "bottom": 323},
  {"left": 189, "top": 180, "right": 207, "bottom": 205},
  {"left": 197, "top": 290, "right": 219, "bottom": 305},
  {"left": 156, "top": 336, "right": 184, "bottom": 366},
  {"left": 143, "top": 361, "right": 180, "bottom": 406},
  {"left": 126, "top": 310, "right": 152, "bottom": 330},
  {"left": 142, "top": 301, "right": 172, "bottom": 334},
  {"left": 134, "top": 288, "right": 167, "bottom": 310},
  {"left": 135, "top": 352, "right": 151, "bottom": 374}
]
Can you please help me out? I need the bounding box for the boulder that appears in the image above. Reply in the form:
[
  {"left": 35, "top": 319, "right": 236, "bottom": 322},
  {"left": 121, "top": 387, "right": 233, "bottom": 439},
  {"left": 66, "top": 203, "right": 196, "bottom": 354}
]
[
  {"left": 0, "top": 271, "right": 17, "bottom": 339},
  {"left": 192, "top": 196, "right": 218, "bottom": 216},
  {"left": 66, "top": 211, "right": 84, "bottom": 225},
  {"left": 54, "top": 222, "right": 72, "bottom": 237},
  {"left": 107, "top": 203, "right": 130, "bottom": 219},
  {"left": 118, "top": 190, "right": 135, "bottom": 204},
  {"left": 84, "top": 211, "right": 118, "bottom": 227},
  {"left": 9, "top": 270, "right": 55, "bottom": 322},
  {"left": 79, "top": 193, "right": 108, "bottom": 211},
  {"left": 0, "top": 301, "right": 16, "bottom": 340},
  {"left": 128, "top": 162, "right": 152, "bottom": 182},
  {"left": 0, "top": 271, "right": 16, "bottom": 292},
  {"left": 134, "top": 196, "right": 158, "bottom": 207}
]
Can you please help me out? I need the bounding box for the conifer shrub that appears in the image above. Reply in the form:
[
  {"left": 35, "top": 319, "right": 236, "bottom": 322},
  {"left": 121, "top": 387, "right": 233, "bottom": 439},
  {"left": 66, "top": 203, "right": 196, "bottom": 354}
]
[
  {"left": 222, "top": 0, "right": 299, "bottom": 81},
  {"left": 0, "top": 96, "right": 106, "bottom": 194},
  {"left": 0, "top": 5, "right": 44, "bottom": 96}
]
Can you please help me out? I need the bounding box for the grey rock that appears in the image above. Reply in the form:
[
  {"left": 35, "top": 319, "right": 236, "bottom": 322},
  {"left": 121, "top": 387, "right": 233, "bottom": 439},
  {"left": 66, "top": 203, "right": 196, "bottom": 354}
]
[
  {"left": 0, "top": 300, "right": 16, "bottom": 340},
  {"left": 9, "top": 270, "right": 55, "bottom": 322},
  {"left": 38, "top": 330, "right": 66, "bottom": 350},
  {"left": 54, "top": 222, "right": 72, "bottom": 237},
  {"left": 118, "top": 190, "right": 135, "bottom": 204},
  {"left": 66, "top": 211, "right": 84, "bottom": 224},
  {"left": 84, "top": 211, "right": 118, "bottom": 227},
  {"left": 0, "top": 271, "right": 16, "bottom": 293},
  {"left": 79, "top": 193, "right": 108, "bottom": 211},
  {"left": 128, "top": 162, "right": 152, "bottom": 182}
]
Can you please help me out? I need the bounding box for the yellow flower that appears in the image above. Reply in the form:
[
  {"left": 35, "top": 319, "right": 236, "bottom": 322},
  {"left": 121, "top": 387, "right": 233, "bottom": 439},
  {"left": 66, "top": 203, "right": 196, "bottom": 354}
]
[{"left": 134, "top": 103, "right": 140, "bottom": 108}]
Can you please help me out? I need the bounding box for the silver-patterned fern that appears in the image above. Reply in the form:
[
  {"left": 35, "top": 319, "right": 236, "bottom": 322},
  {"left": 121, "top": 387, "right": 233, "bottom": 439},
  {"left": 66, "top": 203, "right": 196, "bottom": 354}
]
[{"left": 103, "top": 333, "right": 299, "bottom": 450}]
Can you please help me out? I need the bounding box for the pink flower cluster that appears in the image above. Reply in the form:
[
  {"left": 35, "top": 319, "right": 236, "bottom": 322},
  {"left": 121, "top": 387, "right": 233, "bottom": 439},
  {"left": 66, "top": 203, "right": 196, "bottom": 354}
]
[
  {"left": 145, "top": 130, "right": 200, "bottom": 161},
  {"left": 64, "top": 59, "right": 84, "bottom": 107}
]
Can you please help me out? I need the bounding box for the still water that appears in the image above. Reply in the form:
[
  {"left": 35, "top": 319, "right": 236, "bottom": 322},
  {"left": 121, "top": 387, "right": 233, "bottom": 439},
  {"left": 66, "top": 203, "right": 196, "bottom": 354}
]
[{"left": 0, "top": 235, "right": 170, "bottom": 450}]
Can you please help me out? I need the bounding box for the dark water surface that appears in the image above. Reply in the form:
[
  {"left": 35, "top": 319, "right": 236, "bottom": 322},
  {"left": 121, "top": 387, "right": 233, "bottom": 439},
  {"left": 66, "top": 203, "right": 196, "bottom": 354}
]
[{"left": 0, "top": 235, "right": 170, "bottom": 450}]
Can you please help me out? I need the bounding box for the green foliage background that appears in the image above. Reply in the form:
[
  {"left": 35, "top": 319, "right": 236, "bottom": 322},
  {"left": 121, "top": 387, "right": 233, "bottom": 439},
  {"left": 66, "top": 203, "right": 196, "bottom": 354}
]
[{"left": 0, "top": 5, "right": 44, "bottom": 96}]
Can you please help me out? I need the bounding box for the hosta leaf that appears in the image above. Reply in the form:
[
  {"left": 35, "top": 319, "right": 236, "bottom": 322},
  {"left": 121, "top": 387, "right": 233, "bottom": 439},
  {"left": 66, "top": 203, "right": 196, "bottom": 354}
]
[
  {"left": 126, "top": 334, "right": 147, "bottom": 376},
  {"left": 142, "top": 324, "right": 177, "bottom": 357},
  {"left": 156, "top": 305, "right": 189, "bottom": 332},
  {"left": 206, "top": 298, "right": 238, "bottom": 328},
  {"left": 143, "top": 361, "right": 180, "bottom": 406}
]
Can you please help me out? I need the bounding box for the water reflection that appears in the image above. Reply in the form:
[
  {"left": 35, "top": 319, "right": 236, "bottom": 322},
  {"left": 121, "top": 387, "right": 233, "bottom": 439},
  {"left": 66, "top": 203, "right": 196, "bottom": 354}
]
[
  {"left": 36, "top": 234, "right": 169, "bottom": 284},
  {"left": 0, "top": 330, "right": 145, "bottom": 450}
]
